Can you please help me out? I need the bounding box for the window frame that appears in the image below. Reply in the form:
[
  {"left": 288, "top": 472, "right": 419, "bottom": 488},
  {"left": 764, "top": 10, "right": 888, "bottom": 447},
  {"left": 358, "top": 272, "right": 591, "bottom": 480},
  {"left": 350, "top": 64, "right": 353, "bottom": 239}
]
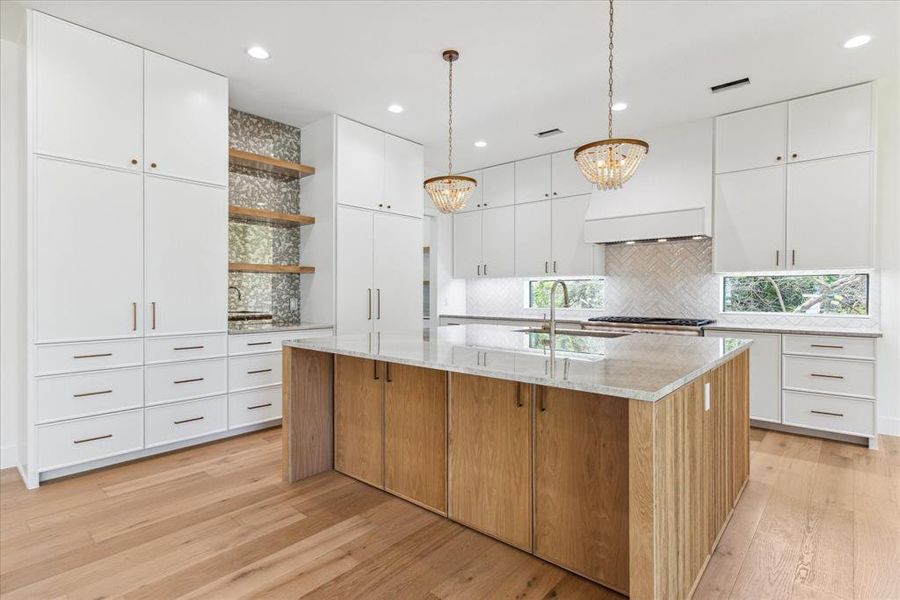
[{"left": 524, "top": 276, "right": 606, "bottom": 311}]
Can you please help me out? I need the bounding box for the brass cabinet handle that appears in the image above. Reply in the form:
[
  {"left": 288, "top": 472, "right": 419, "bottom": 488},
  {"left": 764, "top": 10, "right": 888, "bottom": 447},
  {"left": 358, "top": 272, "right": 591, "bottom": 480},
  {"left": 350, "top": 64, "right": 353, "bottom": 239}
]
[
  {"left": 174, "top": 416, "right": 203, "bottom": 425},
  {"left": 810, "top": 409, "right": 843, "bottom": 417},
  {"left": 775, "top": 250, "right": 780, "bottom": 266},
  {"left": 132, "top": 302, "right": 137, "bottom": 331},
  {"left": 385, "top": 362, "right": 392, "bottom": 383},
  {"left": 247, "top": 368, "right": 272, "bottom": 374},
  {"left": 373, "top": 360, "right": 379, "bottom": 380},
  {"left": 544, "top": 261, "right": 549, "bottom": 274},
  {"left": 776, "top": 156, "right": 783, "bottom": 161},
  {"left": 792, "top": 250, "right": 796, "bottom": 266},
  {"left": 810, "top": 373, "right": 844, "bottom": 380},
  {"left": 130, "top": 158, "right": 138, "bottom": 165},
  {"left": 73, "top": 389, "right": 112, "bottom": 398},
  {"left": 811, "top": 344, "right": 844, "bottom": 349},
  {"left": 174, "top": 345, "right": 204, "bottom": 351},
  {"left": 74, "top": 434, "right": 111, "bottom": 444},
  {"left": 516, "top": 383, "right": 523, "bottom": 408},
  {"left": 553, "top": 260, "right": 557, "bottom": 273},
  {"left": 247, "top": 403, "right": 272, "bottom": 410},
  {"left": 74, "top": 352, "right": 112, "bottom": 359},
  {"left": 174, "top": 377, "right": 204, "bottom": 384},
  {"left": 477, "top": 264, "right": 481, "bottom": 276},
  {"left": 367, "top": 288, "right": 372, "bottom": 320},
  {"left": 150, "top": 162, "right": 158, "bottom": 168},
  {"left": 151, "top": 302, "right": 157, "bottom": 330},
  {"left": 376, "top": 289, "right": 381, "bottom": 320},
  {"left": 538, "top": 388, "right": 546, "bottom": 412},
  {"left": 484, "top": 264, "right": 488, "bottom": 276},
  {"left": 791, "top": 153, "right": 798, "bottom": 159},
  {"left": 247, "top": 341, "right": 272, "bottom": 347}
]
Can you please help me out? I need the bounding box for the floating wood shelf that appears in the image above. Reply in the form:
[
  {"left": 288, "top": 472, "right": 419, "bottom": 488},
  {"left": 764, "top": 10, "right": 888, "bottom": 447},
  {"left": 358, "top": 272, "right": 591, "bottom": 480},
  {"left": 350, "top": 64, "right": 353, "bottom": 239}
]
[
  {"left": 229, "top": 262, "right": 315, "bottom": 275},
  {"left": 229, "top": 205, "right": 315, "bottom": 226},
  {"left": 228, "top": 148, "right": 315, "bottom": 179}
]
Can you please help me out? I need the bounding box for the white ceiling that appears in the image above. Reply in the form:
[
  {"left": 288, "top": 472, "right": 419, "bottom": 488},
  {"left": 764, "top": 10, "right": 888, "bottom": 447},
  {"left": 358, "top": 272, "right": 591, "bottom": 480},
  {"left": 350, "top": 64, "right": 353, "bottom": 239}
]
[{"left": 19, "top": 0, "right": 900, "bottom": 174}]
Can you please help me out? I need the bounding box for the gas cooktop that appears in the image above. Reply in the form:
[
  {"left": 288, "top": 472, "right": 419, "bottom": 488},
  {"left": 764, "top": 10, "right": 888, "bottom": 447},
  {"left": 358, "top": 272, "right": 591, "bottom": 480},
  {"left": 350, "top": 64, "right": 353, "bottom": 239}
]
[{"left": 586, "top": 316, "right": 715, "bottom": 327}]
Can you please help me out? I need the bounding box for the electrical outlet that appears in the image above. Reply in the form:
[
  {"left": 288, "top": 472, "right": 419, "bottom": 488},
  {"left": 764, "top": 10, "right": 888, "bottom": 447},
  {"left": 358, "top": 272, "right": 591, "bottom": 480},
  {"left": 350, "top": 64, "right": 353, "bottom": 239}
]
[
  {"left": 290, "top": 298, "right": 298, "bottom": 312},
  {"left": 704, "top": 382, "right": 711, "bottom": 411}
]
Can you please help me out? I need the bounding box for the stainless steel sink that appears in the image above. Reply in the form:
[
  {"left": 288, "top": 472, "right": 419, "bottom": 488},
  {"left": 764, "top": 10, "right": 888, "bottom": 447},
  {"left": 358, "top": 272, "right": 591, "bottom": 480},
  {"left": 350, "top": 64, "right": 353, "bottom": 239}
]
[{"left": 514, "top": 327, "right": 629, "bottom": 339}]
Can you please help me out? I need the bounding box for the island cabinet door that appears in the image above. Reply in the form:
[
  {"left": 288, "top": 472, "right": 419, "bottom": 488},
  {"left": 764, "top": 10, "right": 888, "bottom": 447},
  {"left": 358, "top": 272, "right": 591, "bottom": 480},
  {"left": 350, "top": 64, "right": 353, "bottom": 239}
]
[
  {"left": 384, "top": 364, "right": 448, "bottom": 514},
  {"left": 448, "top": 374, "right": 532, "bottom": 551},
  {"left": 533, "top": 387, "right": 629, "bottom": 594},
  {"left": 334, "top": 355, "right": 384, "bottom": 488}
]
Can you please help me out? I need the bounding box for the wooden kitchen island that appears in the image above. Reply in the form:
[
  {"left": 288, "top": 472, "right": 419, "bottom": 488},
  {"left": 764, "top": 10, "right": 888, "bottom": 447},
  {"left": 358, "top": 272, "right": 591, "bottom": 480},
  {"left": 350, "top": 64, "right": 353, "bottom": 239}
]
[{"left": 282, "top": 326, "right": 750, "bottom": 599}]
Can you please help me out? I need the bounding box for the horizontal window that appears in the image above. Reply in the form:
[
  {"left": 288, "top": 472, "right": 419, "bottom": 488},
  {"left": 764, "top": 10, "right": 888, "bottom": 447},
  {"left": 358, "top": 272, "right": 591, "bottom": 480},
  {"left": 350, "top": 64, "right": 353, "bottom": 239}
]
[
  {"left": 527, "top": 278, "right": 605, "bottom": 310},
  {"left": 722, "top": 274, "right": 869, "bottom": 315}
]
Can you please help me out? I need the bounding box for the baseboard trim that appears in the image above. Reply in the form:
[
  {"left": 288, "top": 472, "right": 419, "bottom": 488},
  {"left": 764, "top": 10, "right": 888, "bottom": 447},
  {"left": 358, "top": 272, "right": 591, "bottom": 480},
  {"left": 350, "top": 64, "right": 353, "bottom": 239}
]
[
  {"left": 0, "top": 444, "right": 17, "bottom": 470},
  {"left": 750, "top": 419, "right": 870, "bottom": 446},
  {"left": 879, "top": 416, "right": 900, "bottom": 437}
]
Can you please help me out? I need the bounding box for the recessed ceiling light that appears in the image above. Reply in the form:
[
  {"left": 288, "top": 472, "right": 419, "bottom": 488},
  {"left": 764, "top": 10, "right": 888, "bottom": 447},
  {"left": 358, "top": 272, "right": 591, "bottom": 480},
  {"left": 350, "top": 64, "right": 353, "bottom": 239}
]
[
  {"left": 247, "top": 46, "right": 270, "bottom": 60},
  {"left": 843, "top": 35, "right": 871, "bottom": 49},
  {"left": 611, "top": 102, "right": 628, "bottom": 111},
  {"left": 388, "top": 104, "right": 404, "bottom": 113},
  {"left": 474, "top": 140, "right": 487, "bottom": 148}
]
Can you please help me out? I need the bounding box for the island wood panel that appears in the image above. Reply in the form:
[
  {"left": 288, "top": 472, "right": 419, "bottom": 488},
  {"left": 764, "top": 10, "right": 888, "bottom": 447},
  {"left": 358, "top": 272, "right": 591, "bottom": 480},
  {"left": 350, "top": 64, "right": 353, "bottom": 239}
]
[
  {"left": 334, "top": 355, "right": 384, "bottom": 488},
  {"left": 628, "top": 350, "right": 750, "bottom": 600},
  {"left": 384, "top": 363, "right": 448, "bottom": 515},
  {"left": 449, "top": 373, "right": 532, "bottom": 551},
  {"left": 282, "top": 348, "right": 333, "bottom": 482},
  {"left": 533, "top": 386, "right": 630, "bottom": 594}
]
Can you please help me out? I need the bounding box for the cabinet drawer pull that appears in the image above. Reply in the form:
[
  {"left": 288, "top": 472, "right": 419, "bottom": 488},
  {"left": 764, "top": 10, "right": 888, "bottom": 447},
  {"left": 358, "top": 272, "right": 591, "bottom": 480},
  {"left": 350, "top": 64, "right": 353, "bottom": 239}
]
[
  {"left": 775, "top": 250, "right": 780, "bottom": 266},
  {"left": 477, "top": 264, "right": 481, "bottom": 276},
  {"left": 73, "top": 353, "right": 112, "bottom": 359},
  {"left": 810, "top": 410, "right": 844, "bottom": 418},
  {"left": 174, "top": 345, "right": 205, "bottom": 351},
  {"left": 73, "top": 389, "right": 113, "bottom": 398},
  {"left": 174, "top": 416, "right": 204, "bottom": 425},
  {"left": 553, "top": 260, "right": 557, "bottom": 273},
  {"left": 810, "top": 344, "right": 844, "bottom": 349},
  {"left": 247, "top": 368, "right": 272, "bottom": 375},
  {"left": 248, "top": 403, "right": 272, "bottom": 410},
  {"left": 74, "top": 434, "right": 112, "bottom": 444},
  {"left": 544, "top": 261, "right": 549, "bottom": 274},
  {"left": 792, "top": 249, "right": 796, "bottom": 266},
  {"left": 810, "top": 373, "right": 844, "bottom": 380},
  {"left": 367, "top": 288, "right": 372, "bottom": 320},
  {"left": 247, "top": 341, "right": 272, "bottom": 346},
  {"left": 174, "top": 377, "right": 204, "bottom": 384}
]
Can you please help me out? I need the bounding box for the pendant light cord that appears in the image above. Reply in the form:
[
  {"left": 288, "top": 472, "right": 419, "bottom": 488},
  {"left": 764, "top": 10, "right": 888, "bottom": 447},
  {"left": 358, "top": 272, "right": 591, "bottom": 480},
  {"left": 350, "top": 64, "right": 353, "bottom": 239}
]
[
  {"left": 448, "top": 56, "right": 454, "bottom": 175},
  {"left": 607, "top": 0, "right": 614, "bottom": 140}
]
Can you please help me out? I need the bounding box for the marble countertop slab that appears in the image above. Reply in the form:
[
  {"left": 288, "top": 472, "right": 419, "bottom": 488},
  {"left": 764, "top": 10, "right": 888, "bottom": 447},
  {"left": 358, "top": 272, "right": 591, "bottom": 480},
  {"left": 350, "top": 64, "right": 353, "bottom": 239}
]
[
  {"left": 703, "top": 323, "right": 882, "bottom": 338},
  {"left": 229, "top": 321, "right": 333, "bottom": 335},
  {"left": 283, "top": 325, "right": 752, "bottom": 402}
]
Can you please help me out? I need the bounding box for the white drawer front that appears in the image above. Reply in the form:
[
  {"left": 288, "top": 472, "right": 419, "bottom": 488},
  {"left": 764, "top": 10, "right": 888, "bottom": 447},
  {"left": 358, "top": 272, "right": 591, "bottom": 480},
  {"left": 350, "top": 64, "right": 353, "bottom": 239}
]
[
  {"left": 228, "top": 328, "right": 332, "bottom": 356},
  {"left": 145, "top": 333, "right": 227, "bottom": 364},
  {"left": 228, "top": 353, "right": 282, "bottom": 391},
  {"left": 38, "top": 409, "right": 144, "bottom": 471},
  {"left": 36, "top": 339, "right": 143, "bottom": 376},
  {"left": 145, "top": 396, "right": 227, "bottom": 448},
  {"left": 783, "top": 391, "right": 874, "bottom": 437},
  {"left": 229, "top": 386, "right": 282, "bottom": 429},
  {"left": 783, "top": 355, "right": 875, "bottom": 398},
  {"left": 36, "top": 367, "right": 143, "bottom": 424},
  {"left": 145, "top": 358, "right": 227, "bottom": 406},
  {"left": 783, "top": 334, "right": 875, "bottom": 360}
]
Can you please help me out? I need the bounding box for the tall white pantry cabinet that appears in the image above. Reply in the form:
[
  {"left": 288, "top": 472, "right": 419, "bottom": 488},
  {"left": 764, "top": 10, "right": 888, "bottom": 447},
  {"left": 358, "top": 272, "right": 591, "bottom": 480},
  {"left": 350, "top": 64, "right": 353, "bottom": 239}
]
[{"left": 24, "top": 12, "right": 229, "bottom": 487}]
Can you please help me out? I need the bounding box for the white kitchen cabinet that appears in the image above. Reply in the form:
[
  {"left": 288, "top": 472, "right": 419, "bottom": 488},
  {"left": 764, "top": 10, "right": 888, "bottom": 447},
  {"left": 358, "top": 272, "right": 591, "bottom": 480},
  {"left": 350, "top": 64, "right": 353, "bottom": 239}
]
[
  {"left": 515, "top": 155, "right": 552, "bottom": 204},
  {"left": 550, "top": 150, "right": 593, "bottom": 198},
  {"left": 481, "top": 206, "right": 516, "bottom": 278},
  {"left": 550, "top": 194, "right": 593, "bottom": 275},
  {"left": 143, "top": 52, "right": 228, "bottom": 186},
  {"left": 515, "top": 199, "right": 553, "bottom": 276},
  {"left": 384, "top": 134, "right": 424, "bottom": 218},
  {"left": 337, "top": 118, "right": 384, "bottom": 211},
  {"left": 374, "top": 213, "right": 423, "bottom": 334},
  {"left": 714, "top": 102, "right": 787, "bottom": 174},
  {"left": 453, "top": 211, "right": 483, "bottom": 279},
  {"left": 786, "top": 153, "right": 872, "bottom": 270},
  {"left": 705, "top": 330, "right": 782, "bottom": 423},
  {"left": 456, "top": 170, "right": 483, "bottom": 212},
  {"left": 336, "top": 206, "right": 375, "bottom": 335},
  {"left": 713, "top": 166, "right": 786, "bottom": 272},
  {"left": 33, "top": 12, "right": 143, "bottom": 171},
  {"left": 144, "top": 176, "right": 227, "bottom": 336},
  {"left": 481, "top": 164, "right": 515, "bottom": 208},
  {"left": 34, "top": 158, "right": 144, "bottom": 342},
  {"left": 788, "top": 84, "right": 872, "bottom": 163}
]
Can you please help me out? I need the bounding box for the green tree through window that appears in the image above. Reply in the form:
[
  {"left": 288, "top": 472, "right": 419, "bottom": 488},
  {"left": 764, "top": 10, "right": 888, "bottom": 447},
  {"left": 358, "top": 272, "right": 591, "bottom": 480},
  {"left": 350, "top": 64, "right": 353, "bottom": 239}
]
[
  {"left": 723, "top": 274, "right": 868, "bottom": 315},
  {"left": 528, "top": 279, "right": 605, "bottom": 310}
]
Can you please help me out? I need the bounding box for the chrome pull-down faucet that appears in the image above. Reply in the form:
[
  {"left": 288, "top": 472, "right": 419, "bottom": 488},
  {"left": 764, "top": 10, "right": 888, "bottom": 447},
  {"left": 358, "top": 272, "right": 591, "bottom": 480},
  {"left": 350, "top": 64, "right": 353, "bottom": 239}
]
[{"left": 548, "top": 280, "right": 570, "bottom": 357}]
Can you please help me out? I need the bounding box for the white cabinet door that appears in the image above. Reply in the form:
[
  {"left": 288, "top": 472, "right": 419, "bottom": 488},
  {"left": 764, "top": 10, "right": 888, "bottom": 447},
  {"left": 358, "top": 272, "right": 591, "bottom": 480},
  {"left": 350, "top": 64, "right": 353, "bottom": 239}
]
[
  {"left": 482, "top": 206, "right": 515, "bottom": 278},
  {"left": 515, "top": 155, "right": 552, "bottom": 204},
  {"left": 515, "top": 199, "right": 552, "bottom": 277},
  {"left": 374, "top": 213, "right": 423, "bottom": 334},
  {"left": 336, "top": 206, "right": 375, "bottom": 335},
  {"left": 144, "top": 52, "right": 228, "bottom": 186},
  {"left": 705, "top": 331, "right": 782, "bottom": 423},
  {"left": 788, "top": 84, "right": 872, "bottom": 163},
  {"left": 33, "top": 13, "right": 143, "bottom": 171},
  {"left": 337, "top": 118, "right": 384, "bottom": 211},
  {"left": 453, "top": 211, "right": 483, "bottom": 279},
  {"left": 455, "top": 170, "right": 483, "bottom": 212},
  {"left": 384, "top": 134, "right": 424, "bottom": 218},
  {"left": 715, "top": 103, "right": 787, "bottom": 174},
  {"left": 145, "top": 176, "right": 227, "bottom": 336},
  {"left": 551, "top": 150, "right": 592, "bottom": 198},
  {"left": 714, "top": 166, "right": 786, "bottom": 272},
  {"left": 481, "top": 163, "right": 515, "bottom": 208},
  {"left": 34, "top": 158, "right": 143, "bottom": 342},
  {"left": 551, "top": 194, "right": 593, "bottom": 276},
  {"left": 787, "top": 154, "right": 872, "bottom": 270}
]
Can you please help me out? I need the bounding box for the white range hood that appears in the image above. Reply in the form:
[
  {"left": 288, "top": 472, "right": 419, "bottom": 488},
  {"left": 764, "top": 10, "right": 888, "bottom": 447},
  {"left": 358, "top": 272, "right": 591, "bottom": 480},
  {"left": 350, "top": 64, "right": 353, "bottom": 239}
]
[{"left": 583, "top": 118, "right": 713, "bottom": 244}]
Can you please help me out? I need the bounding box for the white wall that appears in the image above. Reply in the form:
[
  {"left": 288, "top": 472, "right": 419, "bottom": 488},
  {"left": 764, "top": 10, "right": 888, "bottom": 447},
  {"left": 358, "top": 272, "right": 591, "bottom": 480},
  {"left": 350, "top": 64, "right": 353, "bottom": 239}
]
[{"left": 0, "top": 1, "right": 27, "bottom": 469}]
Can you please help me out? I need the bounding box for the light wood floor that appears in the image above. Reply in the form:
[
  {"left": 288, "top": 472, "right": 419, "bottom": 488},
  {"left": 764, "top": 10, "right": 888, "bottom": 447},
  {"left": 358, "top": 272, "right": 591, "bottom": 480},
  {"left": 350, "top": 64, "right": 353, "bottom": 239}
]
[{"left": 1, "top": 427, "right": 897, "bottom": 599}]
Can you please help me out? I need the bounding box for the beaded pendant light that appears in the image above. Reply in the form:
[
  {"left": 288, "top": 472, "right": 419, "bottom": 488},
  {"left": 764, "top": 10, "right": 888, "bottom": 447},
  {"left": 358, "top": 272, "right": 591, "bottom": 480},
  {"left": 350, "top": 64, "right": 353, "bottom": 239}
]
[
  {"left": 574, "top": 0, "right": 648, "bottom": 190},
  {"left": 424, "top": 50, "right": 477, "bottom": 214}
]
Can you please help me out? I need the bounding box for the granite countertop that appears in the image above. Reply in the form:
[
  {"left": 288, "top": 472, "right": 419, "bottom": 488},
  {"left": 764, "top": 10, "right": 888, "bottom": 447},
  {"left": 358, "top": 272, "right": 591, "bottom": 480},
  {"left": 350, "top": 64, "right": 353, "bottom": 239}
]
[
  {"left": 702, "top": 323, "right": 883, "bottom": 338},
  {"left": 228, "top": 321, "right": 333, "bottom": 335},
  {"left": 284, "top": 325, "right": 752, "bottom": 402}
]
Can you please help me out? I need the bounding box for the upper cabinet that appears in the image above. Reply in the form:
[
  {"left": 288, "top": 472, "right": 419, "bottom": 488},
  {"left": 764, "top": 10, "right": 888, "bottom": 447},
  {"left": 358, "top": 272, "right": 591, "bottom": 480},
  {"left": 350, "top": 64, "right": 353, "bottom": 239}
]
[
  {"left": 384, "top": 135, "right": 425, "bottom": 217},
  {"left": 515, "top": 155, "right": 552, "bottom": 203},
  {"left": 144, "top": 52, "right": 228, "bottom": 186},
  {"left": 550, "top": 150, "right": 593, "bottom": 199},
  {"left": 33, "top": 12, "right": 143, "bottom": 171},
  {"left": 715, "top": 103, "right": 786, "bottom": 174},
  {"left": 788, "top": 84, "right": 872, "bottom": 163},
  {"left": 481, "top": 164, "right": 515, "bottom": 208}
]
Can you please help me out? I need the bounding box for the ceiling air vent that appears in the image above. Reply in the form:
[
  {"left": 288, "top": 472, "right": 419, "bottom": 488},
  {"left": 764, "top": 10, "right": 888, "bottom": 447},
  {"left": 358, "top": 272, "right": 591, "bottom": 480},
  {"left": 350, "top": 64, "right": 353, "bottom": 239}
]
[
  {"left": 535, "top": 128, "right": 564, "bottom": 138},
  {"left": 710, "top": 77, "right": 750, "bottom": 94}
]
